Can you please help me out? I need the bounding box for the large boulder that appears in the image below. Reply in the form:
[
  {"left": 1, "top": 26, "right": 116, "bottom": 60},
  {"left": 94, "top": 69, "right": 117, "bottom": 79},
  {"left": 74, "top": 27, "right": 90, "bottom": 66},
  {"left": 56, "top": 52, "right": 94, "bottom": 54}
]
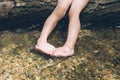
[{"left": 0, "top": 0, "right": 120, "bottom": 27}]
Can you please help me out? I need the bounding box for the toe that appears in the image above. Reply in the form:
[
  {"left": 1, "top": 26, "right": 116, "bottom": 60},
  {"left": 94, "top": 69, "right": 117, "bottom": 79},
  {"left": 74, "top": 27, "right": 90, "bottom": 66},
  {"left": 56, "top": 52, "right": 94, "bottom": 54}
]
[
  {"left": 51, "top": 50, "right": 61, "bottom": 57},
  {"left": 35, "top": 44, "right": 39, "bottom": 50},
  {"left": 48, "top": 44, "right": 55, "bottom": 50}
]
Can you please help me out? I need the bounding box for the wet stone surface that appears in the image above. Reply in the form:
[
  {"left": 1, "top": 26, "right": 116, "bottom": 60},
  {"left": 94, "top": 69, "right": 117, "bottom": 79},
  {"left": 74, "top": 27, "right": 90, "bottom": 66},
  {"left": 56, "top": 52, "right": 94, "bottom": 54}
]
[{"left": 0, "top": 28, "right": 120, "bottom": 80}]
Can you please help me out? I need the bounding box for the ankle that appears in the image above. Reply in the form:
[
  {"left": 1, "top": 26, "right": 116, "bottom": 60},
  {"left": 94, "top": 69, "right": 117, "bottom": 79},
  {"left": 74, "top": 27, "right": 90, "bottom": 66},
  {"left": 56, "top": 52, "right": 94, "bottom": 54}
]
[
  {"left": 63, "top": 45, "right": 74, "bottom": 51},
  {"left": 37, "top": 38, "right": 47, "bottom": 43}
]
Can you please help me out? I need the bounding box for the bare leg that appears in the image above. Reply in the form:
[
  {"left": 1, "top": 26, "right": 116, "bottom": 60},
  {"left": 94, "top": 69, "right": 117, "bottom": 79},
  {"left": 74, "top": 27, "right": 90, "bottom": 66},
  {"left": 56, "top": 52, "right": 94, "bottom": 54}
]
[
  {"left": 35, "top": 0, "right": 72, "bottom": 55},
  {"left": 53, "top": 0, "right": 89, "bottom": 57}
]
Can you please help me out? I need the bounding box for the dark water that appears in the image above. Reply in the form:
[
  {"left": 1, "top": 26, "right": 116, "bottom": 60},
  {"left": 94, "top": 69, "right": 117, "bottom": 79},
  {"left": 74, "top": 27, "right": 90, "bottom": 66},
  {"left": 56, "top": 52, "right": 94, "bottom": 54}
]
[{"left": 0, "top": 11, "right": 120, "bottom": 32}]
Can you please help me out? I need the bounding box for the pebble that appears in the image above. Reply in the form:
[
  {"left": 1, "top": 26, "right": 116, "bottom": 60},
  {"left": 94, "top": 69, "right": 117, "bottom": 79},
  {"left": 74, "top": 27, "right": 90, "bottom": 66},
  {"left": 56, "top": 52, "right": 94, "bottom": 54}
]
[{"left": 0, "top": 29, "right": 119, "bottom": 80}]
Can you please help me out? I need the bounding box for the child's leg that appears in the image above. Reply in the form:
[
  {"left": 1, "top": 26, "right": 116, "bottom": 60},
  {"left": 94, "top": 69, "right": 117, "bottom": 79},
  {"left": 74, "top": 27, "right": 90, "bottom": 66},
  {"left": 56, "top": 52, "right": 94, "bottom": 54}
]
[
  {"left": 53, "top": 0, "right": 89, "bottom": 57},
  {"left": 35, "top": 0, "right": 72, "bottom": 55}
]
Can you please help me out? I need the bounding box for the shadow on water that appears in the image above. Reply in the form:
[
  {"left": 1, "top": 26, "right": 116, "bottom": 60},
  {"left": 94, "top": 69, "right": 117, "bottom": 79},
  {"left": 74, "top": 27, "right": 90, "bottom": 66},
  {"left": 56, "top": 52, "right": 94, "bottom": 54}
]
[
  {"left": 0, "top": 11, "right": 120, "bottom": 32},
  {"left": 81, "top": 12, "right": 120, "bottom": 30},
  {"left": 0, "top": 10, "right": 52, "bottom": 32}
]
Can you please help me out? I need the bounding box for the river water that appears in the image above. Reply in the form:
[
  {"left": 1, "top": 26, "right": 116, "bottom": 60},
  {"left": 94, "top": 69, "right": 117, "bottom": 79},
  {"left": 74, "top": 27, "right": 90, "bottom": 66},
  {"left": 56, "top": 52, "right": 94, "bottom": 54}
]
[{"left": 0, "top": 14, "right": 120, "bottom": 79}]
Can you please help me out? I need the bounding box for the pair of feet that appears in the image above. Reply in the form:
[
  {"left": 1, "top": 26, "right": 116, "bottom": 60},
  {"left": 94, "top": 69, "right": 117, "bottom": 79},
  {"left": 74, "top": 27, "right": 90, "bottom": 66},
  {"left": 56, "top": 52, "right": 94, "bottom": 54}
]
[{"left": 35, "top": 41, "right": 74, "bottom": 57}]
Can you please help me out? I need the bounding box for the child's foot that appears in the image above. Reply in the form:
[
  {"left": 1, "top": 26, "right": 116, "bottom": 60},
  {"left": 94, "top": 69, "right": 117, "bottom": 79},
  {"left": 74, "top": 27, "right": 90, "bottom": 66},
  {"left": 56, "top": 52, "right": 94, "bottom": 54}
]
[
  {"left": 35, "top": 41, "right": 56, "bottom": 55},
  {"left": 52, "top": 46, "right": 74, "bottom": 57}
]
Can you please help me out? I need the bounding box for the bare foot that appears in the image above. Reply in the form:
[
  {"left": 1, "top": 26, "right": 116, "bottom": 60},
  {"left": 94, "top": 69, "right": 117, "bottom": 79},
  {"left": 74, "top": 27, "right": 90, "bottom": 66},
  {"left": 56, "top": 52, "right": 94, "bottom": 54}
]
[
  {"left": 52, "top": 46, "right": 74, "bottom": 57},
  {"left": 35, "top": 41, "right": 56, "bottom": 55}
]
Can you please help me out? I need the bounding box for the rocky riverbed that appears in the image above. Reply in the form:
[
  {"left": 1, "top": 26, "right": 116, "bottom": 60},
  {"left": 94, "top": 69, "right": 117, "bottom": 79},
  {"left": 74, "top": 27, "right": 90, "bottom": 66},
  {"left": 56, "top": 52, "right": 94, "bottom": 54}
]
[{"left": 0, "top": 27, "right": 120, "bottom": 80}]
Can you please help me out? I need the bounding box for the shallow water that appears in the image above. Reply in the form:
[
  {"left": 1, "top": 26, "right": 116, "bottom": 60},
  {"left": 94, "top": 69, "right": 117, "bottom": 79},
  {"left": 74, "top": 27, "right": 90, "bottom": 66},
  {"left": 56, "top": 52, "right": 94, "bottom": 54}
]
[
  {"left": 0, "top": 24, "right": 120, "bottom": 79},
  {"left": 0, "top": 14, "right": 120, "bottom": 79}
]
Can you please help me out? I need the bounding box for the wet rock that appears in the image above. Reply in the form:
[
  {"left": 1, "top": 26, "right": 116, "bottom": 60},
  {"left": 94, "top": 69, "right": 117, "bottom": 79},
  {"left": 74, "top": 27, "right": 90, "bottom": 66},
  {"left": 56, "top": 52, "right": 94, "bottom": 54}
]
[
  {"left": 113, "top": 42, "right": 120, "bottom": 51},
  {"left": 79, "top": 30, "right": 94, "bottom": 39}
]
